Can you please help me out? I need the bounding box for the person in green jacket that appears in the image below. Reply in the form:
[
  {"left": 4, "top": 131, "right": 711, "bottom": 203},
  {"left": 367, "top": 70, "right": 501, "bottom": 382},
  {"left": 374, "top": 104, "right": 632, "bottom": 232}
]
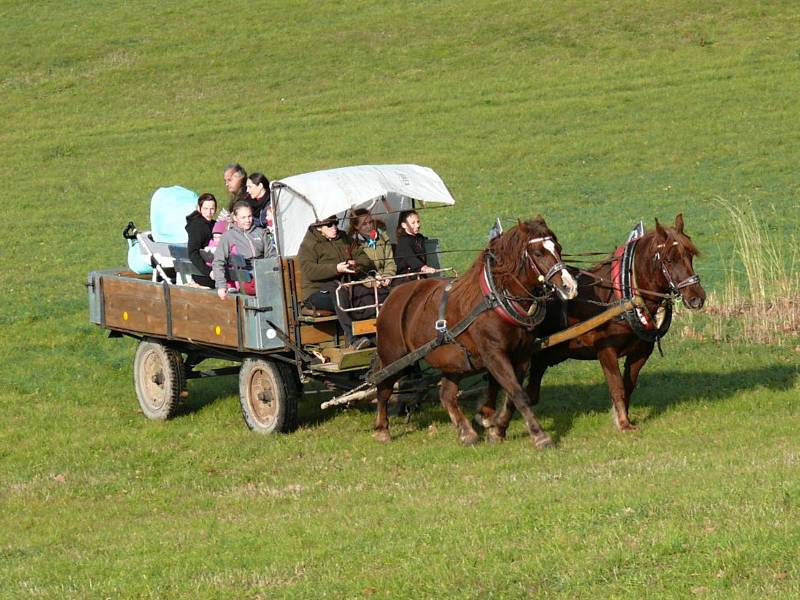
[
  {"left": 297, "top": 215, "right": 374, "bottom": 347},
  {"left": 347, "top": 208, "right": 396, "bottom": 320}
]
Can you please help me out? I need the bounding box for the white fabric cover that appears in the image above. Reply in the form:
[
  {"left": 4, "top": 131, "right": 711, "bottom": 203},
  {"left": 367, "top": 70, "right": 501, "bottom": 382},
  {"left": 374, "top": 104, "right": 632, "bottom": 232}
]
[{"left": 273, "top": 164, "right": 455, "bottom": 256}]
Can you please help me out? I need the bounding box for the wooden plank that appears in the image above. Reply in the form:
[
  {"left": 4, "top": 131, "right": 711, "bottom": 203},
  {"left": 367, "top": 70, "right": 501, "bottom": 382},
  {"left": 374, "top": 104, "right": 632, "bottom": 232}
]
[
  {"left": 103, "top": 277, "right": 167, "bottom": 335},
  {"left": 321, "top": 347, "right": 375, "bottom": 369},
  {"left": 299, "top": 321, "right": 337, "bottom": 345},
  {"left": 171, "top": 287, "right": 240, "bottom": 347},
  {"left": 352, "top": 319, "right": 377, "bottom": 335},
  {"left": 532, "top": 299, "right": 639, "bottom": 352}
]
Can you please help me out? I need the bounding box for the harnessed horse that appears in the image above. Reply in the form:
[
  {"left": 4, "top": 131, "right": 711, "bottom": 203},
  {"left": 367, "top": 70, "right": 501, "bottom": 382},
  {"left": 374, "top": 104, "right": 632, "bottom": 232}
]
[
  {"left": 372, "top": 217, "right": 578, "bottom": 447},
  {"left": 477, "top": 214, "right": 706, "bottom": 439}
]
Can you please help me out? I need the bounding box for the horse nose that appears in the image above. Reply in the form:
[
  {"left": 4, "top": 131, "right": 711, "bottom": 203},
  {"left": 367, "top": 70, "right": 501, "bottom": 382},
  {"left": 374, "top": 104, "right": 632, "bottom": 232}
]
[
  {"left": 557, "top": 271, "right": 578, "bottom": 301},
  {"left": 686, "top": 296, "right": 704, "bottom": 310}
]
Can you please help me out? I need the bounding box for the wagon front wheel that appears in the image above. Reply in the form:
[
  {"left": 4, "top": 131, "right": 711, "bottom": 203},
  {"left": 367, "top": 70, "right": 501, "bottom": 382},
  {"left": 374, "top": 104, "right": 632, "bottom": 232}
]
[
  {"left": 238, "top": 358, "right": 298, "bottom": 434},
  {"left": 133, "top": 340, "right": 183, "bottom": 420}
]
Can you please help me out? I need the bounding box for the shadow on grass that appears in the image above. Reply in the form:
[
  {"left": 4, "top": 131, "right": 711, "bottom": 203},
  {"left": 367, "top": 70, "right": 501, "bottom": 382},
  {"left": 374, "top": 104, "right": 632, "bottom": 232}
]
[
  {"left": 175, "top": 376, "right": 339, "bottom": 428},
  {"left": 173, "top": 365, "right": 795, "bottom": 443},
  {"left": 351, "top": 364, "right": 797, "bottom": 444},
  {"left": 537, "top": 364, "right": 797, "bottom": 443}
]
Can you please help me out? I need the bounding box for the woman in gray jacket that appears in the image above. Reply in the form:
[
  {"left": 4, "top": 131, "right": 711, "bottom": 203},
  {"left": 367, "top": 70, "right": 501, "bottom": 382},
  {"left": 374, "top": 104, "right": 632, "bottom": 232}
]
[{"left": 212, "top": 201, "right": 275, "bottom": 300}]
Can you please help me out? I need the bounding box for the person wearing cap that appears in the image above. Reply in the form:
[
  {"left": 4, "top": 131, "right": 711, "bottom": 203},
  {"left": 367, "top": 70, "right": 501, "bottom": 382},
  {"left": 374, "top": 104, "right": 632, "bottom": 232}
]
[
  {"left": 297, "top": 215, "right": 374, "bottom": 347},
  {"left": 185, "top": 193, "right": 218, "bottom": 288}
]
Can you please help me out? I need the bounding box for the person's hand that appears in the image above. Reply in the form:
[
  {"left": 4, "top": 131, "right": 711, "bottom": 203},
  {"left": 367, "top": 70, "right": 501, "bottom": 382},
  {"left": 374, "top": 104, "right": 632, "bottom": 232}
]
[
  {"left": 209, "top": 271, "right": 216, "bottom": 280},
  {"left": 380, "top": 277, "right": 391, "bottom": 287},
  {"left": 420, "top": 265, "right": 436, "bottom": 274},
  {"left": 337, "top": 261, "right": 356, "bottom": 274},
  {"left": 217, "top": 287, "right": 228, "bottom": 300}
]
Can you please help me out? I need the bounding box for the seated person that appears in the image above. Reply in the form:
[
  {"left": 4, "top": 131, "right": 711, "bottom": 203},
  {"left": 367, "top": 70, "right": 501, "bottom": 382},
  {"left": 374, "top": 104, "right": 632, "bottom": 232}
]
[
  {"left": 395, "top": 209, "right": 437, "bottom": 277},
  {"left": 297, "top": 215, "right": 374, "bottom": 347},
  {"left": 185, "top": 193, "right": 218, "bottom": 288},
  {"left": 246, "top": 172, "right": 276, "bottom": 248},
  {"left": 223, "top": 163, "right": 250, "bottom": 212},
  {"left": 212, "top": 201, "right": 275, "bottom": 300},
  {"left": 348, "top": 208, "right": 395, "bottom": 316}
]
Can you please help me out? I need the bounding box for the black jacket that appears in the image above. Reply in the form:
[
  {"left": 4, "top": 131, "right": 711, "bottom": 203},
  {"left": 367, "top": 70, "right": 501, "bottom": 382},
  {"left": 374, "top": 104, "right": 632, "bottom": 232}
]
[
  {"left": 185, "top": 211, "right": 215, "bottom": 277},
  {"left": 395, "top": 230, "right": 429, "bottom": 274}
]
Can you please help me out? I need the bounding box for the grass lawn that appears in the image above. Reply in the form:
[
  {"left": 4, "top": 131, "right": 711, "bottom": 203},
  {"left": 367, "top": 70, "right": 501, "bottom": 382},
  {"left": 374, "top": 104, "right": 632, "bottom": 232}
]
[{"left": 1, "top": 1, "right": 798, "bottom": 597}]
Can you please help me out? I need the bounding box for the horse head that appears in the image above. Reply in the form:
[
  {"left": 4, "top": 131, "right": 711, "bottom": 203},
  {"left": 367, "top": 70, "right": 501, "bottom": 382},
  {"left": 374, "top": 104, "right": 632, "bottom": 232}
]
[
  {"left": 652, "top": 214, "right": 706, "bottom": 309},
  {"left": 517, "top": 217, "right": 577, "bottom": 301}
]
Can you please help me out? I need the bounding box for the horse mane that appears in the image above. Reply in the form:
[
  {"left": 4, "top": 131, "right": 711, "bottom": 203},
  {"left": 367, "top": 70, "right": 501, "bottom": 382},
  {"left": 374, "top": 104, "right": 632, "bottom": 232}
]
[
  {"left": 450, "top": 217, "right": 552, "bottom": 302},
  {"left": 639, "top": 224, "right": 701, "bottom": 259}
]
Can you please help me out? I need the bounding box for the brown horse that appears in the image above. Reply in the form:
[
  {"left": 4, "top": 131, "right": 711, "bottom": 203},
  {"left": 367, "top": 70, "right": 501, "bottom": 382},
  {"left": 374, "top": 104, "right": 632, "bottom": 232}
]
[
  {"left": 477, "top": 214, "right": 706, "bottom": 439},
  {"left": 373, "top": 217, "right": 578, "bottom": 447}
]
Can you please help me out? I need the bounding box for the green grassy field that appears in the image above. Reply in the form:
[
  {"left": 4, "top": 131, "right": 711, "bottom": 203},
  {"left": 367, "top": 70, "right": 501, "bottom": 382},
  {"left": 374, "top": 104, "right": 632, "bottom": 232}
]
[{"left": 1, "top": 1, "right": 798, "bottom": 597}]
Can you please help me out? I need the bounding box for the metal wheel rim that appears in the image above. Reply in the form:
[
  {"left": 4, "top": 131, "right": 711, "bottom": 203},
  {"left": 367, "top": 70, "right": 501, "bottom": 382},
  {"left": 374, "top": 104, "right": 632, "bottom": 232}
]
[
  {"left": 141, "top": 350, "right": 167, "bottom": 411},
  {"left": 247, "top": 367, "right": 277, "bottom": 427}
]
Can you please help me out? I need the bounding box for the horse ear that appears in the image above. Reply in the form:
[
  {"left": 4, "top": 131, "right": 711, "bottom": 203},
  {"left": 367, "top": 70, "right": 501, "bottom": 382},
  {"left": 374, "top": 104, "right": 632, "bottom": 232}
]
[
  {"left": 675, "top": 213, "right": 685, "bottom": 234},
  {"left": 654, "top": 218, "right": 667, "bottom": 240}
]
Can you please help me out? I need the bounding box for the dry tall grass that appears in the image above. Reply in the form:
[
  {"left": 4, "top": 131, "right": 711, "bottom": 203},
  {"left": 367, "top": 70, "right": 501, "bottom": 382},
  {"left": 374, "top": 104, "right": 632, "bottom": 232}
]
[{"left": 690, "top": 198, "right": 800, "bottom": 344}]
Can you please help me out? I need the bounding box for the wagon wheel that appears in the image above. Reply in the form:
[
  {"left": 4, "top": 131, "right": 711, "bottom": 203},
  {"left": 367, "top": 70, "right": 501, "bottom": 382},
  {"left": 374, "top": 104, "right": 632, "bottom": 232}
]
[
  {"left": 133, "top": 340, "right": 184, "bottom": 420},
  {"left": 238, "top": 358, "right": 298, "bottom": 434}
]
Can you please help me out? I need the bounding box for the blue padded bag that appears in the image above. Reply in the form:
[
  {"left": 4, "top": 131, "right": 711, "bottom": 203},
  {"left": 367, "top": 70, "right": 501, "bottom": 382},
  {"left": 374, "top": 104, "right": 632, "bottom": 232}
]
[
  {"left": 126, "top": 238, "right": 153, "bottom": 274},
  {"left": 150, "top": 185, "right": 199, "bottom": 243}
]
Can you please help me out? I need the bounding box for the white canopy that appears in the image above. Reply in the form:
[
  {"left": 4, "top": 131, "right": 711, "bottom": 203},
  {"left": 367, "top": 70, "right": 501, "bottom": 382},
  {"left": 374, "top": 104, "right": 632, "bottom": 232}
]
[{"left": 272, "top": 164, "right": 455, "bottom": 256}]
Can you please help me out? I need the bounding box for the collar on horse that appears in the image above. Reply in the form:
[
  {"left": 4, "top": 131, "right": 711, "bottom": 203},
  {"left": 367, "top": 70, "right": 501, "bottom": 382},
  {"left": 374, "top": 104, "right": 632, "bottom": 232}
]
[
  {"left": 367, "top": 254, "right": 548, "bottom": 385},
  {"left": 611, "top": 239, "right": 673, "bottom": 343},
  {"left": 478, "top": 253, "right": 546, "bottom": 330}
]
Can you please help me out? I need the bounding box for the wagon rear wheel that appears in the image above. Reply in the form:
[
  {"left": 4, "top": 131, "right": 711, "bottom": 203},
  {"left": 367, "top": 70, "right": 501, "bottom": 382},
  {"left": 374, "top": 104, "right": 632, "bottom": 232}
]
[
  {"left": 133, "top": 340, "right": 183, "bottom": 420},
  {"left": 238, "top": 358, "right": 298, "bottom": 434}
]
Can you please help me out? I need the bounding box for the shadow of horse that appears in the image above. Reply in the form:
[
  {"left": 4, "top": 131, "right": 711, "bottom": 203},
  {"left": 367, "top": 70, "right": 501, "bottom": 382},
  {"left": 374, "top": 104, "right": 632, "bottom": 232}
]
[
  {"left": 384, "top": 363, "right": 797, "bottom": 444},
  {"left": 534, "top": 364, "right": 797, "bottom": 443}
]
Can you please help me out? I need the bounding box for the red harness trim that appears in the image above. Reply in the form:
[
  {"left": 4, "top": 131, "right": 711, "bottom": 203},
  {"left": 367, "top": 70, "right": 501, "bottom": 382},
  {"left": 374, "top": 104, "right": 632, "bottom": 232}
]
[
  {"left": 610, "top": 245, "right": 625, "bottom": 301},
  {"left": 479, "top": 267, "right": 527, "bottom": 327}
]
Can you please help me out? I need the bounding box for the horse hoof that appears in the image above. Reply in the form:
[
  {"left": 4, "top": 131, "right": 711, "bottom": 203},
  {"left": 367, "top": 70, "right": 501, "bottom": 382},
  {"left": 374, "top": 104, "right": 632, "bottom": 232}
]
[
  {"left": 619, "top": 422, "right": 638, "bottom": 432},
  {"left": 472, "top": 413, "right": 490, "bottom": 433},
  {"left": 460, "top": 431, "right": 480, "bottom": 446},
  {"left": 534, "top": 435, "right": 554, "bottom": 449},
  {"left": 373, "top": 430, "right": 391, "bottom": 443},
  {"left": 486, "top": 428, "right": 505, "bottom": 444}
]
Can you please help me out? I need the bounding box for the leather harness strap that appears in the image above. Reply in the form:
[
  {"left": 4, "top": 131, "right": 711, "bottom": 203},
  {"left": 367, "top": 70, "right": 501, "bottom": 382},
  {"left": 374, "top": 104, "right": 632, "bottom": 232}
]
[{"left": 611, "top": 239, "right": 673, "bottom": 344}]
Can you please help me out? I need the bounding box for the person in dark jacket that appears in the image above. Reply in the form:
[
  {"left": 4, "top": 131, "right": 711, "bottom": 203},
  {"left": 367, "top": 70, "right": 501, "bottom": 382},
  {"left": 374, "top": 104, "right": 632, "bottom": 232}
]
[
  {"left": 184, "top": 193, "right": 217, "bottom": 288},
  {"left": 246, "top": 172, "right": 273, "bottom": 235},
  {"left": 223, "top": 163, "right": 250, "bottom": 212},
  {"left": 395, "top": 209, "right": 436, "bottom": 276},
  {"left": 297, "top": 215, "right": 374, "bottom": 347}
]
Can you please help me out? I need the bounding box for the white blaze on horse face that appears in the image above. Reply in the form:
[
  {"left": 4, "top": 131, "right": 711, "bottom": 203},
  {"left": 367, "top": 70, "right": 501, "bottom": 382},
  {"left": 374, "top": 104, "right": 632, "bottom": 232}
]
[{"left": 542, "top": 239, "right": 577, "bottom": 300}]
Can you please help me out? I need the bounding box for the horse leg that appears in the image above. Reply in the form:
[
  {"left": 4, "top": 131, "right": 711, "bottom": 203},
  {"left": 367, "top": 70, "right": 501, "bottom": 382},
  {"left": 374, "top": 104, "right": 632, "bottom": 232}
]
[
  {"left": 473, "top": 374, "right": 498, "bottom": 432},
  {"left": 374, "top": 378, "right": 395, "bottom": 443},
  {"left": 597, "top": 347, "right": 634, "bottom": 432},
  {"left": 487, "top": 361, "right": 532, "bottom": 443},
  {"left": 484, "top": 353, "right": 552, "bottom": 449},
  {"left": 621, "top": 344, "right": 654, "bottom": 425},
  {"left": 525, "top": 360, "right": 548, "bottom": 406},
  {"left": 440, "top": 374, "right": 479, "bottom": 446}
]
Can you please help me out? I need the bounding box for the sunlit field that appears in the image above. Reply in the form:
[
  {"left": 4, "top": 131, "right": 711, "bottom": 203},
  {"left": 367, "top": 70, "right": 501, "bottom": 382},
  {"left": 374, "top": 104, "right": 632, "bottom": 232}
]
[{"left": 1, "top": 1, "right": 798, "bottom": 597}]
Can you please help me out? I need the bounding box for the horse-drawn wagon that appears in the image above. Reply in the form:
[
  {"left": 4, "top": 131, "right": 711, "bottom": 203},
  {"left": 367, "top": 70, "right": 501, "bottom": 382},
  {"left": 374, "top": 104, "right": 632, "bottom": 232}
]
[
  {"left": 89, "top": 164, "right": 705, "bottom": 445},
  {"left": 87, "top": 165, "right": 455, "bottom": 433}
]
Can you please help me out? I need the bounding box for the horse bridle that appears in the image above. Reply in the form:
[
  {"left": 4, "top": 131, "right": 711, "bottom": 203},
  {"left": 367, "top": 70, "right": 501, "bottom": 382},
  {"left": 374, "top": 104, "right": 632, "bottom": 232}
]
[
  {"left": 654, "top": 240, "right": 701, "bottom": 298},
  {"left": 524, "top": 236, "right": 568, "bottom": 288}
]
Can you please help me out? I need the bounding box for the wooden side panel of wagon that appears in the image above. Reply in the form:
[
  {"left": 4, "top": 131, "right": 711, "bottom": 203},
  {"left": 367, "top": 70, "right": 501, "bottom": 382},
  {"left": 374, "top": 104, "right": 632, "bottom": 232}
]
[{"left": 102, "top": 276, "right": 168, "bottom": 336}]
